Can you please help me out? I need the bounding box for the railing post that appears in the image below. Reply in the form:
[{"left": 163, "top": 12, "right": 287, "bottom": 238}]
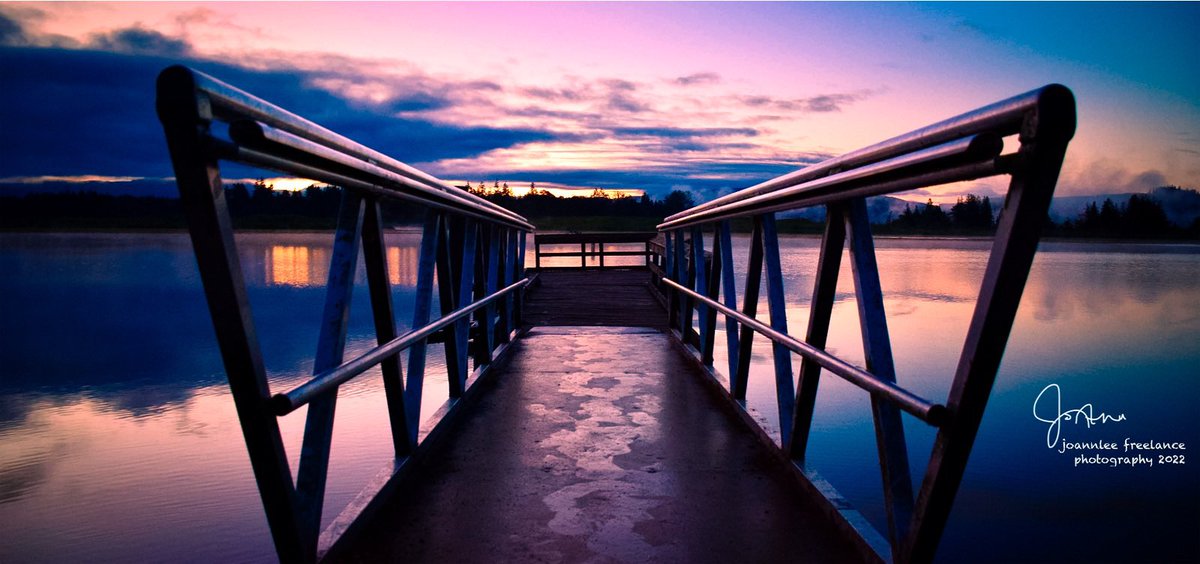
[
  {"left": 156, "top": 72, "right": 306, "bottom": 562},
  {"left": 732, "top": 218, "right": 764, "bottom": 401},
  {"left": 405, "top": 212, "right": 441, "bottom": 443},
  {"left": 700, "top": 226, "right": 722, "bottom": 365},
  {"left": 452, "top": 219, "right": 479, "bottom": 395},
  {"left": 789, "top": 204, "right": 846, "bottom": 461},
  {"left": 665, "top": 231, "right": 677, "bottom": 330},
  {"left": 516, "top": 230, "right": 527, "bottom": 327},
  {"left": 675, "top": 230, "right": 693, "bottom": 341},
  {"left": 760, "top": 213, "right": 796, "bottom": 446},
  {"left": 717, "top": 221, "right": 740, "bottom": 386},
  {"left": 845, "top": 198, "right": 914, "bottom": 553},
  {"left": 360, "top": 198, "right": 412, "bottom": 458},
  {"left": 691, "top": 225, "right": 710, "bottom": 358},
  {"left": 477, "top": 224, "right": 501, "bottom": 365},
  {"left": 905, "top": 99, "right": 1074, "bottom": 564},
  {"left": 295, "top": 190, "right": 365, "bottom": 553}
]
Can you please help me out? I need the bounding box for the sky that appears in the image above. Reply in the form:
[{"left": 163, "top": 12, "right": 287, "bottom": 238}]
[{"left": 1, "top": 2, "right": 1198, "bottom": 203}]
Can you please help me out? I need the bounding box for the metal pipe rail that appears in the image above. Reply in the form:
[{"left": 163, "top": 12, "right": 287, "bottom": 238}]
[
  {"left": 661, "top": 85, "right": 1070, "bottom": 225},
  {"left": 273, "top": 277, "right": 531, "bottom": 415},
  {"left": 157, "top": 65, "right": 532, "bottom": 564},
  {"left": 662, "top": 278, "right": 945, "bottom": 425},
  {"left": 657, "top": 84, "right": 1075, "bottom": 564},
  {"left": 159, "top": 66, "right": 529, "bottom": 230}
]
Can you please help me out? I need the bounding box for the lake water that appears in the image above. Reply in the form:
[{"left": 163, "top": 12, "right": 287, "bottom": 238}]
[{"left": 1, "top": 231, "right": 1197, "bottom": 562}]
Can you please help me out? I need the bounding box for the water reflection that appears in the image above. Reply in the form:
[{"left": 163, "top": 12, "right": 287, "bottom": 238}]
[
  {"left": 256, "top": 244, "right": 419, "bottom": 288},
  {"left": 1, "top": 232, "right": 1197, "bottom": 563}
]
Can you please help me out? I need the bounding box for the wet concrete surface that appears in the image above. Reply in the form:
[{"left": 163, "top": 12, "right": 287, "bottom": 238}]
[{"left": 333, "top": 327, "right": 862, "bottom": 563}]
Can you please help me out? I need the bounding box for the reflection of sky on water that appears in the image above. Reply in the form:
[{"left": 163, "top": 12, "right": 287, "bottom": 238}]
[
  {"left": 0, "top": 232, "right": 1197, "bottom": 562},
  {"left": 0, "top": 232, "right": 449, "bottom": 562},
  {"left": 710, "top": 236, "right": 1200, "bottom": 562}
]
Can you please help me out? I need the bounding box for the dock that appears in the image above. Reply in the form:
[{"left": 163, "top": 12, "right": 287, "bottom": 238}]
[
  {"left": 333, "top": 283, "right": 858, "bottom": 560},
  {"left": 157, "top": 66, "right": 1075, "bottom": 563}
]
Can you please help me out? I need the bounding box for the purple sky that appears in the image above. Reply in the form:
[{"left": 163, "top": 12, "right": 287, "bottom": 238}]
[{"left": 1, "top": 2, "right": 1197, "bottom": 202}]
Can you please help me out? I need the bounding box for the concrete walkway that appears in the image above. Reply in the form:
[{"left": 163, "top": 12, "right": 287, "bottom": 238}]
[{"left": 332, "top": 327, "right": 861, "bottom": 563}]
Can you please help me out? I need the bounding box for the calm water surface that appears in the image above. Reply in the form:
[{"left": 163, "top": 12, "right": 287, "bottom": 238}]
[{"left": 1, "top": 232, "right": 1197, "bottom": 562}]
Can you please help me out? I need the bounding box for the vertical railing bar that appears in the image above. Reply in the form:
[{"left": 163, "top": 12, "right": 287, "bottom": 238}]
[
  {"left": 404, "top": 212, "right": 441, "bottom": 444},
  {"left": 665, "top": 231, "right": 677, "bottom": 330},
  {"left": 436, "top": 216, "right": 464, "bottom": 397},
  {"left": 469, "top": 225, "right": 487, "bottom": 366},
  {"left": 496, "top": 228, "right": 512, "bottom": 343},
  {"left": 515, "top": 230, "right": 527, "bottom": 327},
  {"left": 480, "top": 224, "right": 501, "bottom": 364},
  {"left": 789, "top": 204, "right": 847, "bottom": 460},
  {"left": 717, "top": 220, "right": 740, "bottom": 389},
  {"left": 360, "top": 198, "right": 411, "bottom": 458},
  {"left": 295, "top": 190, "right": 366, "bottom": 552},
  {"left": 760, "top": 213, "right": 796, "bottom": 447},
  {"left": 677, "top": 230, "right": 695, "bottom": 342},
  {"left": 156, "top": 78, "right": 306, "bottom": 561},
  {"left": 905, "top": 131, "right": 1072, "bottom": 564},
  {"left": 691, "top": 225, "right": 710, "bottom": 359},
  {"left": 701, "top": 226, "right": 721, "bottom": 365},
  {"left": 732, "top": 218, "right": 764, "bottom": 400},
  {"left": 580, "top": 241, "right": 586, "bottom": 268},
  {"left": 452, "top": 219, "right": 479, "bottom": 395},
  {"left": 845, "top": 198, "right": 914, "bottom": 553}
]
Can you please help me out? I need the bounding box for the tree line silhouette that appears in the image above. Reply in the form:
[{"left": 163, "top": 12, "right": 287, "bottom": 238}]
[{"left": 2, "top": 179, "right": 1195, "bottom": 239}]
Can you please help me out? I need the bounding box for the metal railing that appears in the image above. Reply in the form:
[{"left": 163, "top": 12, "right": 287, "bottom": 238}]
[
  {"left": 532, "top": 231, "right": 660, "bottom": 269},
  {"left": 156, "top": 65, "right": 532, "bottom": 563},
  {"left": 657, "top": 85, "right": 1075, "bottom": 564}
]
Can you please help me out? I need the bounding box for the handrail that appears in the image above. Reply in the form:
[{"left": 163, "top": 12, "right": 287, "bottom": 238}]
[
  {"left": 657, "top": 84, "right": 1075, "bottom": 564},
  {"left": 157, "top": 65, "right": 533, "bottom": 564},
  {"left": 157, "top": 65, "right": 533, "bottom": 231},
  {"left": 657, "top": 134, "right": 1003, "bottom": 230},
  {"left": 661, "top": 84, "right": 1074, "bottom": 226},
  {"left": 662, "top": 278, "right": 945, "bottom": 425},
  {"left": 273, "top": 277, "right": 530, "bottom": 415}
]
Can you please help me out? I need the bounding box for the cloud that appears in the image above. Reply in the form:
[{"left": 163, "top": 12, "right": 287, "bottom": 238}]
[
  {"left": 674, "top": 72, "right": 720, "bottom": 86},
  {"left": 0, "top": 9, "right": 28, "bottom": 46},
  {"left": 89, "top": 27, "right": 191, "bottom": 57},
  {"left": 0, "top": 45, "right": 596, "bottom": 178},
  {"left": 611, "top": 127, "right": 758, "bottom": 139},
  {"left": 607, "top": 92, "right": 651, "bottom": 113},
  {"left": 734, "top": 90, "right": 876, "bottom": 113}
]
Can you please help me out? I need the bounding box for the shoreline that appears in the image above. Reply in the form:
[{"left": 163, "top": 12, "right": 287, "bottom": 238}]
[{"left": 2, "top": 227, "right": 1197, "bottom": 248}]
